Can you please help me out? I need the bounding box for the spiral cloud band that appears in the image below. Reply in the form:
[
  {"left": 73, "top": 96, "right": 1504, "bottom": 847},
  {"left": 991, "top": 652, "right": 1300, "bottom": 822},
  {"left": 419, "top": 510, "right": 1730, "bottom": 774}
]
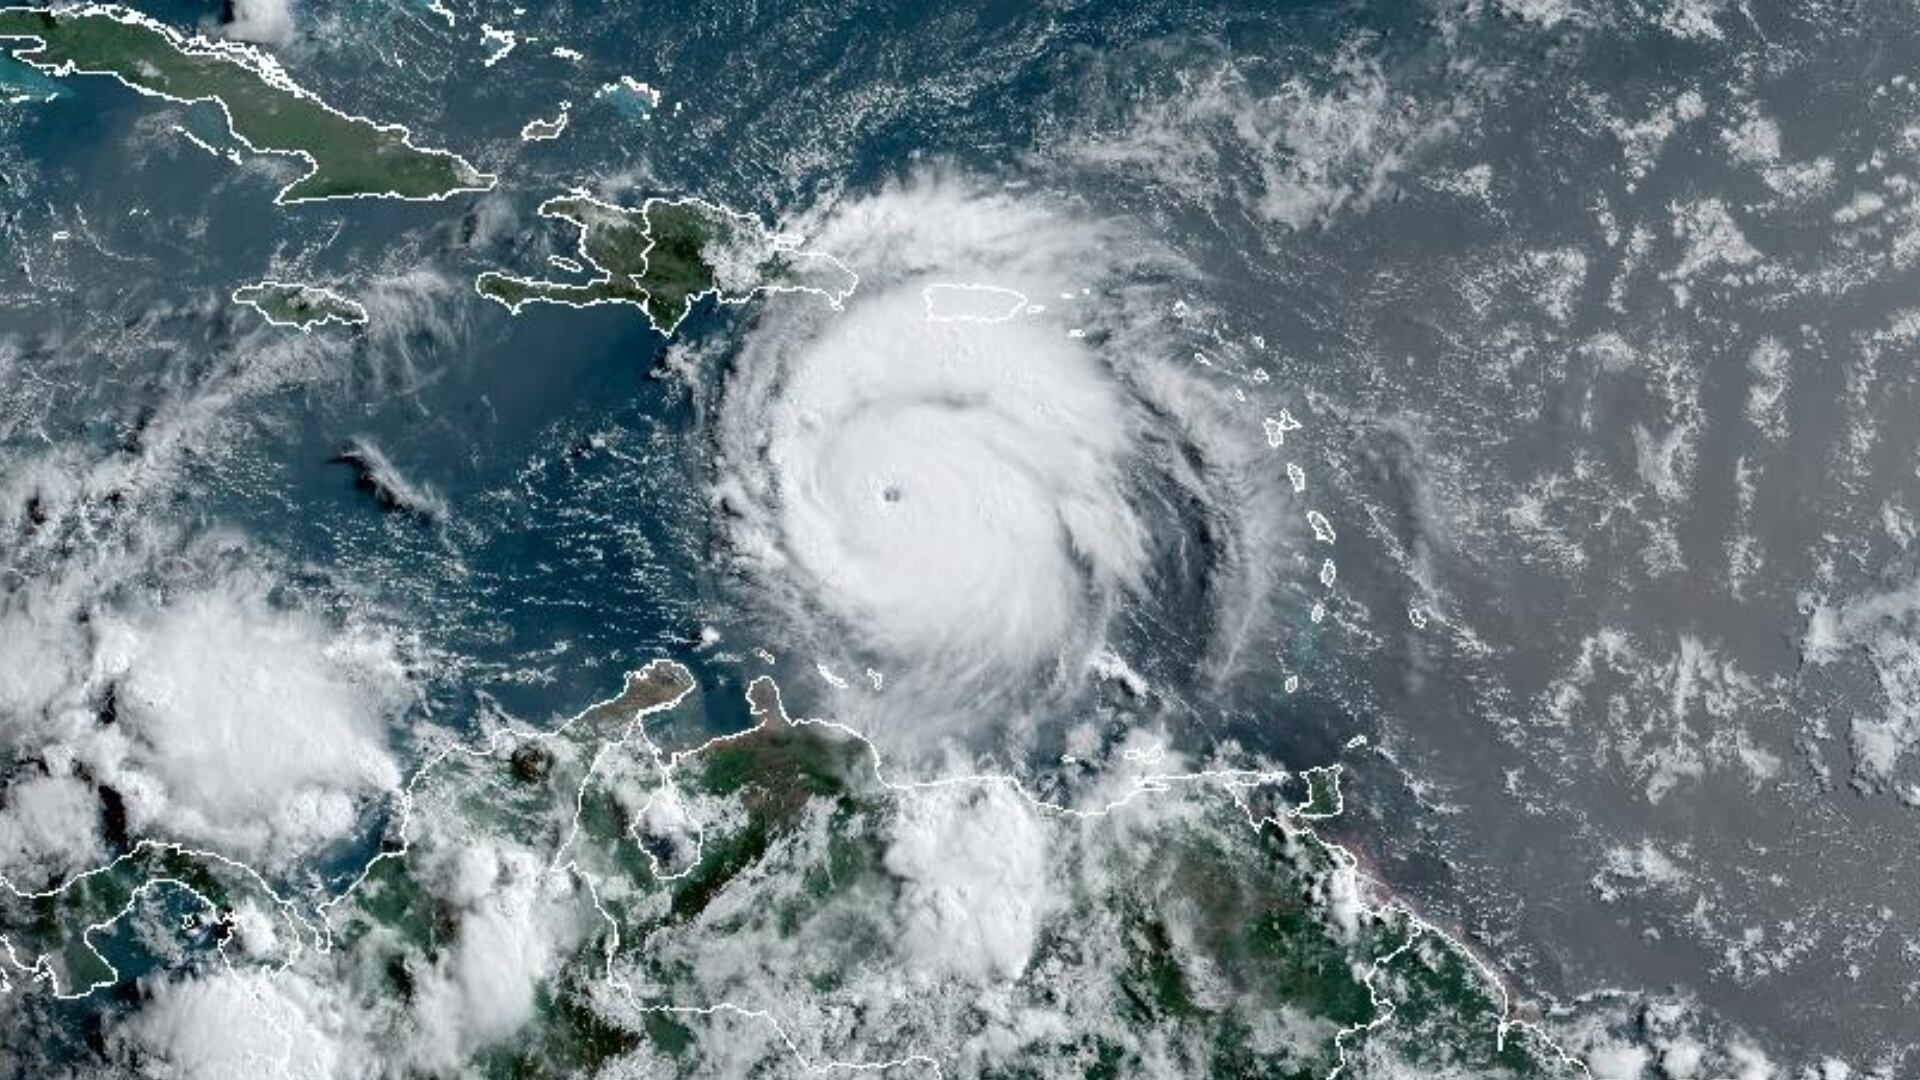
[
  {"left": 716, "top": 177, "right": 1296, "bottom": 744},
  {"left": 772, "top": 300, "right": 1144, "bottom": 666}
]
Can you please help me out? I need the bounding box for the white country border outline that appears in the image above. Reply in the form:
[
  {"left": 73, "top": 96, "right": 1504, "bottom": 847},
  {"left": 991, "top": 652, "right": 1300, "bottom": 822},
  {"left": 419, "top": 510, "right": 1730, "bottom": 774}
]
[
  {"left": 1232, "top": 367, "right": 1576, "bottom": 1075},
  {"left": 0, "top": 3, "right": 497, "bottom": 205},
  {"left": 0, "top": 841, "right": 318, "bottom": 1000},
  {"left": 621, "top": 675, "right": 1593, "bottom": 1079},
  {"left": 473, "top": 189, "right": 860, "bottom": 336},
  {"left": 0, "top": 659, "right": 1591, "bottom": 1078}
]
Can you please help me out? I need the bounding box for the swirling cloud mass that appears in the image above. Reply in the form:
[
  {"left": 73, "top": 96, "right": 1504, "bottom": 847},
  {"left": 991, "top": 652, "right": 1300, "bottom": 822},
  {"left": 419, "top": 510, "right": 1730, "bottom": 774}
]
[{"left": 715, "top": 177, "right": 1297, "bottom": 747}]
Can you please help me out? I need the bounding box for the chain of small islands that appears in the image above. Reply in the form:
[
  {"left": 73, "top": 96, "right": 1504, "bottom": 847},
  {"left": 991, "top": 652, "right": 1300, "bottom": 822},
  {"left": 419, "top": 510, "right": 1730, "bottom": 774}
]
[{"left": 0, "top": 5, "right": 1591, "bottom": 1075}]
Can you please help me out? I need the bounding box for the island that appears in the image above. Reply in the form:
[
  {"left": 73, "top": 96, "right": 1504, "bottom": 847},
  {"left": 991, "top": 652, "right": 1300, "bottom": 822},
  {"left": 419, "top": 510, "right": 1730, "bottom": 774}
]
[
  {"left": 519, "top": 102, "right": 569, "bottom": 142},
  {"left": 921, "top": 281, "right": 1030, "bottom": 323},
  {"left": 0, "top": 4, "right": 495, "bottom": 203},
  {"left": 231, "top": 279, "right": 367, "bottom": 331},
  {"left": 475, "top": 192, "right": 859, "bottom": 334}
]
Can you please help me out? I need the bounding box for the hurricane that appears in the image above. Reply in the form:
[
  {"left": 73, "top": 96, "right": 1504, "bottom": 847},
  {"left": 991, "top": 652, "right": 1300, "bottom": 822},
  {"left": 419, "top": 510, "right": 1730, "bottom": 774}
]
[{"left": 713, "top": 176, "right": 1303, "bottom": 749}]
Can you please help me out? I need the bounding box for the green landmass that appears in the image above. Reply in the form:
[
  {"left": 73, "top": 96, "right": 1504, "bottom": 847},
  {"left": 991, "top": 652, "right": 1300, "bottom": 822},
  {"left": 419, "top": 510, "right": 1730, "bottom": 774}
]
[
  {"left": 232, "top": 280, "right": 366, "bottom": 330},
  {"left": 0, "top": 4, "right": 492, "bottom": 202},
  {"left": 1297, "top": 764, "right": 1344, "bottom": 818},
  {"left": 475, "top": 194, "right": 858, "bottom": 334},
  {"left": 0, "top": 663, "right": 1582, "bottom": 1079},
  {"left": 0, "top": 842, "right": 309, "bottom": 997}
]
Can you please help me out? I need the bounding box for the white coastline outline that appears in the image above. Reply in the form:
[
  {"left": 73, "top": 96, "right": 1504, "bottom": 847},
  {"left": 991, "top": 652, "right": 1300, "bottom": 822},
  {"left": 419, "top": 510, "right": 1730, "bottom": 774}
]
[
  {"left": 0, "top": 3, "right": 498, "bottom": 205},
  {"left": 0, "top": 841, "right": 318, "bottom": 1000},
  {"left": 172, "top": 122, "right": 241, "bottom": 164},
  {"left": 603, "top": 674, "right": 1595, "bottom": 1079},
  {"left": 230, "top": 278, "right": 369, "bottom": 333},
  {"left": 518, "top": 100, "right": 570, "bottom": 142},
  {"left": 473, "top": 189, "right": 860, "bottom": 336},
  {"left": 919, "top": 281, "right": 1030, "bottom": 324},
  {"left": 593, "top": 74, "right": 661, "bottom": 111},
  {"left": 0, "top": 280, "right": 1592, "bottom": 1077},
  {"left": 0, "top": 659, "right": 1592, "bottom": 1077},
  {"left": 478, "top": 22, "right": 516, "bottom": 68}
]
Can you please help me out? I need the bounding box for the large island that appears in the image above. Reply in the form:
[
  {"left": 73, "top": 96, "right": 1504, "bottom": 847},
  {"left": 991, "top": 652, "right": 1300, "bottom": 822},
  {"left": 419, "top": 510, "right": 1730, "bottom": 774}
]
[
  {"left": 231, "top": 279, "right": 367, "bottom": 331},
  {"left": 0, "top": 4, "right": 494, "bottom": 203},
  {"left": 476, "top": 192, "right": 859, "bottom": 335}
]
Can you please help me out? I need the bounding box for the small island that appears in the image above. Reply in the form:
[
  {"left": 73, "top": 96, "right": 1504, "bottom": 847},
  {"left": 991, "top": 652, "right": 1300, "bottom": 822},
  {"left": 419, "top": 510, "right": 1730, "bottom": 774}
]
[
  {"left": 475, "top": 192, "right": 858, "bottom": 335},
  {"left": 0, "top": 4, "right": 495, "bottom": 203},
  {"left": 232, "top": 280, "right": 367, "bottom": 331},
  {"left": 519, "top": 102, "right": 569, "bottom": 141}
]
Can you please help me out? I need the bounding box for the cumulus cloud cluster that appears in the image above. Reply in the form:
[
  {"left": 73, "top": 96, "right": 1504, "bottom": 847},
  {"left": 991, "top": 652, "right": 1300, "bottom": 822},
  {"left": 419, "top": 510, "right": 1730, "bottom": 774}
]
[
  {"left": 89, "top": 584, "right": 407, "bottom": 864},
  {"left": 1803, "top": 578, "right": 1920, "bottom": 789},
  {"left": 407, "top": 841, "right": 580, "bottom": 1074},
  {"left": 116, "top": 968, "right": 356, "bottom": 1080},
  {"left": 219, "top": 0, "right": 297, "bottom": 47},
  {"left": 0, "top": 774, "right": 105, "bottom": 883},
  {"left": 884, "top": 784, "right": 1053, "bottom": 983},
  {"left": 0, "top": 561, "right": 411, "bottom": 879},
  {"left": 1063, "top": 43, "right": 1462, "bottom": 230}
]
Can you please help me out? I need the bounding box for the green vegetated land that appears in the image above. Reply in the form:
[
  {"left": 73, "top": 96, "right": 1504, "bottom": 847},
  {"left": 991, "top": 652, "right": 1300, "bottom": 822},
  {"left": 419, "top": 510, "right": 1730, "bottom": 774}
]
[
  {"left": 0, "top": 5, "right": 491, "bottom": 202},
  {"left": 476, "top": 194, "right": 857, "bottom": 333},
  {"left": 232, "top": 281, "right": 366, "bottom": 329},
  {"left": 0, "top": 842, "right": 309, "bottom": 997},
  {"left": 0, "top": 664, "right": 1582, "bottom": 1079}
]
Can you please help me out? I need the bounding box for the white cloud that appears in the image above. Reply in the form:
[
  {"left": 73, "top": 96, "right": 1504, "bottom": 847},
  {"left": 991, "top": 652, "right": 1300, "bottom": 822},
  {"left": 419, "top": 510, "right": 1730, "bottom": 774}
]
[
  {"left": 1495, "top": 0, "right": 1584, "bottom": 27},
  {"left": 1666, "top": 199, "right": 1761, "bottom": 285},
  {"left": 0, "top": 549, "right": 100, "bottom": 738},
  {"left": 1744, "top": 338, "right": 1791, "bottom": 438},
  {"left": 747, "top": 277, "right": 1143, "bottom": 669},
  {"left": 408, "top": 842, "right": 580, "bottom": 1073},
  {"left": 714, "top": 174, "right": 1304, "bottom": 745},
  {"left": 1064, "top": 44, "right": 1460, "bottom": 229},
  {"left": 333, "top": 438, "right": 449, "bottom": 523},
  {"left": 1803, "top": 579, "right": 1920, "bottom": 788},
  {"left": 1657, "top": 0, "right": 1725, "bottom": 40},
  {"left": 117, "top": 969, "right": 357, "bottom": 1080},
  {"left": 1659, "top": 1033, "right": 1707, "bottom": 1078},
  {"left": 1725, "top": 1041, "right": 1777, "bottom": 1080},
  {"left": 80, "top": 583, "right": 406, "bottom": 865},
  {"left": 714, "top": 179, "right": 1145, "bottom": 732},
  {"left": 1322, "top": 861, "right": 1362, "bottom": 944},
  {"left": 227, "top": 900, "right": 284, "bottom": 961},
  {"left": 884, "top": 784, "right": 1052, "bottom": 984},
  {"left": 0, "top": 774, "right": 103, "bottom": 883},
  {"left": 220, "top": 0, "right": 297, "bottom": 47},
  {"left": 1087, "top": 647, "right": 1148, "bottom": 698},
  {"left": 1587, "top": 1040, "right": 1652, "bottom": 1080},
  {"left": 1066, "top": 724, "right": 1191, "bottom": 813}
]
